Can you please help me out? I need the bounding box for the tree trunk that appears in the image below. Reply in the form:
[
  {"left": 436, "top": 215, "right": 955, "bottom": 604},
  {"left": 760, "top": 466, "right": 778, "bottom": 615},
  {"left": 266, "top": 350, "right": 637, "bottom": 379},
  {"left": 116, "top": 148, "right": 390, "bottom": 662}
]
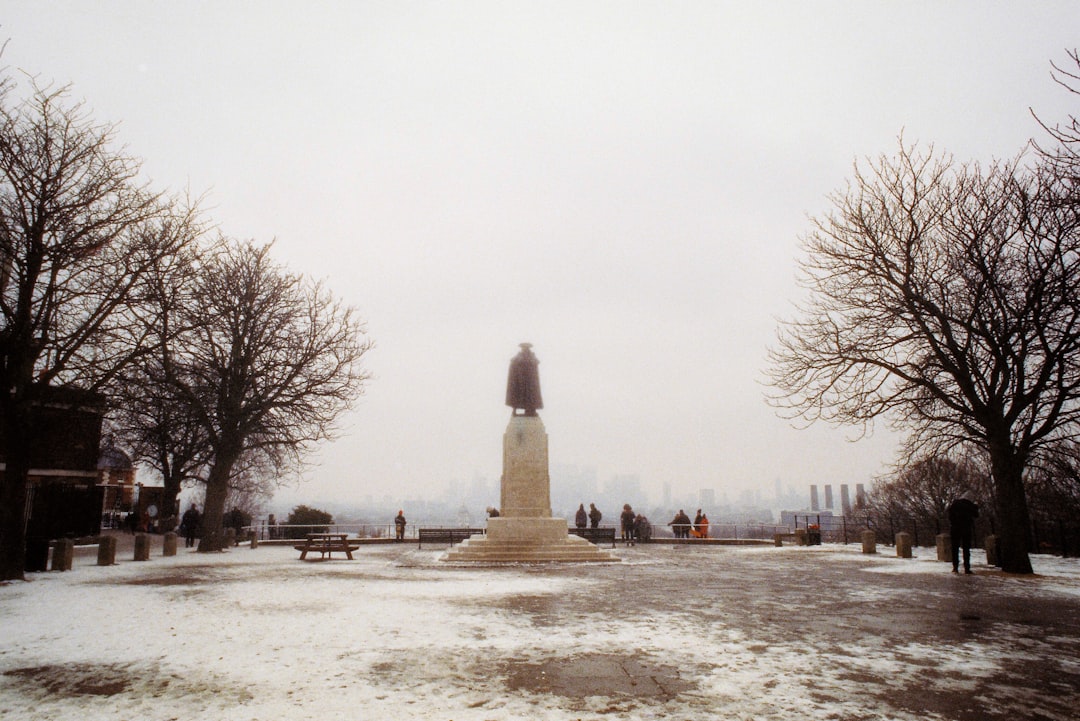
[
  {"left": 197, "top": 453, "right": 237, "bottom": 552},
  {"left": 0, "top": 402, "right": 33, "bottom": 581},
  {"left": 989, "top": 441, "right": 1034, "bottom": 574}
]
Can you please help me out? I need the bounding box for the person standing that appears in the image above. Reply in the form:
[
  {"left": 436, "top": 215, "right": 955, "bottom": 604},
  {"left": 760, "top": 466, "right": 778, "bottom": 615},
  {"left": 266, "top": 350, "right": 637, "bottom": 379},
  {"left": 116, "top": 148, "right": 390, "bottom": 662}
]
[
  {"left": 947, "top": 493, "right": 980, "bottom": 574},
  {"left": 635, "top": 513, "right": 652, "bottom": 542},
  {"left": 394, "top": 510, "right": 407, "bottom": 541},
  {"left": 180, "top": 504, "right": 200, "bottom": 548},
  {"left": 620, "top": 504, "right": 636, "bottom": 543},
  {"left": 669, "top": 509, "right": 691, "bottom": 539},
  {"left": 588, "top": 503, "right": 602, "bottom": 529},
  {"left": 575, "top": 503, "right": 588, "bottom": 530}
]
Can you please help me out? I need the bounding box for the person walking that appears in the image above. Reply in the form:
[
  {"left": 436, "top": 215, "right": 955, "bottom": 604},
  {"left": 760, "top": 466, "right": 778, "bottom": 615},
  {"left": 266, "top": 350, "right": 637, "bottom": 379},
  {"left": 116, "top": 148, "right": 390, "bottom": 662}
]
[
  {"left": 588, "top": 503, "right": 602, "bottom": 529},
  {"left": 394, "top": 510, "right": 407, "bottom": 541},
  {"left": 180, "top": 504, "right": 200, "bottom": 548},
  {"left": 947, "top": 493, "right": 980, "bottom": 574},
  {"left": 575, "top": 503, "right": 588, "bottom": 530}
]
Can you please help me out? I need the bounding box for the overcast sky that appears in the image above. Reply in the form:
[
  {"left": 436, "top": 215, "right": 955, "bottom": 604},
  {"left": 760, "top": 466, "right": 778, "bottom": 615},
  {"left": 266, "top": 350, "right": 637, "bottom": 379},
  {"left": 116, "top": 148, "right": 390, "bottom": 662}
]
[{"left": 4, "top": 2, "right": 1078, "bottom": 510}]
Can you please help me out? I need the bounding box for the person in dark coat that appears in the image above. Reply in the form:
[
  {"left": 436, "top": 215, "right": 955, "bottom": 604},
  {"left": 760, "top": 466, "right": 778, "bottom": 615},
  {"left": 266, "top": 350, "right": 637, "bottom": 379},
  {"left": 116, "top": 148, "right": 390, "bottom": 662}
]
[
  {"left": 947, "top": 493, "right": 980, "bottom": 574},
  {"left": 669, "top": 509, "right": 691, "bottom": 539},
  {"left": 588, "top": 503, "right": 602, "bottom": 529},
  {"left": 575, "top": 504, "right": 588, "bottom": 529},
  {"left": 394, "top": 510, "right": 407, "bottom": 541},
  {"left": 634, "top": 513, "right": 652, "bottom": 542},
  {"left": 180, "top": 504, "right": 200, "bottom": 548},
  {"left": 620, "top": 504, "right": 636, "bottom": 543}
]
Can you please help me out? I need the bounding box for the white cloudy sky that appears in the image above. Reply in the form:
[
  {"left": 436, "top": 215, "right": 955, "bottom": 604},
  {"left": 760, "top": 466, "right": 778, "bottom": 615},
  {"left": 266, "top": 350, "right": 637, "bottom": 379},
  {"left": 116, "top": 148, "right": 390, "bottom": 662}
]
[{"left": 4, "top": 3, "right": 1078, "bottom": 508}]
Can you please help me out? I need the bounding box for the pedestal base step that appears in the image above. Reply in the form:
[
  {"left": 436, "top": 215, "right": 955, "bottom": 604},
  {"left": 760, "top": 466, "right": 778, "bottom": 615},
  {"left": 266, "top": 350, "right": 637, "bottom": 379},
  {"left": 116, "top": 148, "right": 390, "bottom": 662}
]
[{"left": 442, "top": 534, "right": 619, "bottom": 563}]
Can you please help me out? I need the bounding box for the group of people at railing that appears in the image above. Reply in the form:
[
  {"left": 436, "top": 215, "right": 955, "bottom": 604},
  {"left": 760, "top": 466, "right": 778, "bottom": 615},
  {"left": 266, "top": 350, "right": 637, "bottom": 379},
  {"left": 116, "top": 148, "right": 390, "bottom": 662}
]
[{"left": 668, "top": 509, "right": 710, "bottom": 539}]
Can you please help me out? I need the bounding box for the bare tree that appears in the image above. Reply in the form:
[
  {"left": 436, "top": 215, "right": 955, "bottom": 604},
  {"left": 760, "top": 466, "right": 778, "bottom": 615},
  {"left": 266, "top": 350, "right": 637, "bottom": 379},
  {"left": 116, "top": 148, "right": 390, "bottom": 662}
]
[
  {"left": 158, "top": 239, "right": 372, "bottom": 551},
  {"left": 880, "top": 455, "right": 988, "bottom": 536},
  {"left": 1033, "top": 48, "right": 1080, "bottom": 168},
  {"left": 768, "top": 142, "right": 1080, "bottom": 574},
  {"left": 0, "top": 77, "right": 197, "bottom": 580},
  {"left": 109, "top": 235, "right": 212, "bottom": 525}
]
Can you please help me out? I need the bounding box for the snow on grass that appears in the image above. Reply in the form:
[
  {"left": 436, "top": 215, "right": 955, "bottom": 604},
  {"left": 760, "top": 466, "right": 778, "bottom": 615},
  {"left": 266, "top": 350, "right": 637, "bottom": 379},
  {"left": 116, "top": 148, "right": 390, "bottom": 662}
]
[{"left": 2, "top": 541, "right": 1079, "bottom": 720}]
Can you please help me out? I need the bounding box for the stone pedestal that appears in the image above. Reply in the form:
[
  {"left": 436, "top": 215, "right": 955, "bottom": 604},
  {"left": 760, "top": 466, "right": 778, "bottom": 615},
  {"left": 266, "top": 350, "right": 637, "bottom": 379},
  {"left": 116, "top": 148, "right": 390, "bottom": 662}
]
[
  {"left": 163, "top": 532, "right": 178, "bottom": 557},
  {"left": 936, "top": 533, "right": 951, "bottom": 562},
  {"left": 444, "top": 415, "right": 616, "bottom": 563},
  {"left": 97, "top": 536, "right": 117, "bottom": 566},
  {"left": 896, "top": 531, "right": 912, "bottom": 559},
  {"left": 861, "top": 530, "right": 877, "bottom": 554},
  {"left": 51, "top": 539, "right": 74, "bottom": 571},
  {"left": 984, "top": 535, "right": 998, "bottom": 566},
  {"left": 134, "top": 534, "right": 151, "bottom": 561},
  {"left": 249, "top": 531, "right": 259, "bottom": 549}
]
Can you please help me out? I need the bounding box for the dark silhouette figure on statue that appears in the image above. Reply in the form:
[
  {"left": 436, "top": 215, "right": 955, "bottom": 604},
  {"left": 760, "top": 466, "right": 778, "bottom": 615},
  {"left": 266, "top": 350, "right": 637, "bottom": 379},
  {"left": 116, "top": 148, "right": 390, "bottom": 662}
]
[{"left": 506, "top": 342, "right": 543, "bottom": 416}]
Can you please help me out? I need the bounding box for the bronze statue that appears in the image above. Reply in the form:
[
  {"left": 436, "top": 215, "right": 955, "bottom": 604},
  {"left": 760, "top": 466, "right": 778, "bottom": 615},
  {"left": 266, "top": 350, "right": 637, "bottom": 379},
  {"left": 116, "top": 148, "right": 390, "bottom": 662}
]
[{"left": 506, "top": 342, "right": 543, "bottom": 416}]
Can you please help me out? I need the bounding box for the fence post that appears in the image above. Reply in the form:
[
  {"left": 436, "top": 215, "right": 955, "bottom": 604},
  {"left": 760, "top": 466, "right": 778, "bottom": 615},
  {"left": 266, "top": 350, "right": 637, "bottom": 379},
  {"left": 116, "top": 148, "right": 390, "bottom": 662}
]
[
  {"left": 163, "top": 532, "right": 178, "bottom": 557},
  {"left": 134, "top": 534, "right": 151, "bottom": 561},
  {"left": 51, "top": 539, "right": 74, "bottom": 571},
  {"left": 861, "top": 529, "right": 877, "bottom": 554},
  {"left": 896, "top": 531, "right": 913, "bottom": 558},
  {"left": 936, "top": 533, "right": 951, "bottom": 562},
  {"left": 97, "top": 535, "right": 117, "bottom": 566}
]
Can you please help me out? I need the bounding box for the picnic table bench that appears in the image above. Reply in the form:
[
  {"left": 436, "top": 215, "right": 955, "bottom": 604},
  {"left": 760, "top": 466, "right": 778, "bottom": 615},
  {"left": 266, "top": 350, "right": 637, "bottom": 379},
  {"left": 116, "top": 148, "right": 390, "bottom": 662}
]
[
  {"left": 417, "top": 528, "right": 484, "bottom": 548},
  {"left": 295, "top": 533, "right": 360, "bottom": 560},
  {"left": 568, "top": 527, "right": 617, "bottom": 547}
]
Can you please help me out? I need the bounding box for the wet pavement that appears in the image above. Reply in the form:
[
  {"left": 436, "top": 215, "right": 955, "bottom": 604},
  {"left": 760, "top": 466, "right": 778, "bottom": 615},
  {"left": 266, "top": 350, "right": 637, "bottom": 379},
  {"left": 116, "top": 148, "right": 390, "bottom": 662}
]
[{"left": 3, "top": 536, "right": 1079, "bottom": 720}]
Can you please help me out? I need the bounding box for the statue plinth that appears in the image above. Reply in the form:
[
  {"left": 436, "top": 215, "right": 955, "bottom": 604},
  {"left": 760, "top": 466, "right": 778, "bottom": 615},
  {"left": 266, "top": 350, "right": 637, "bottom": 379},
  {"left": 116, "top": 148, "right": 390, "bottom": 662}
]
[
  {"left": 499, "top": 414, "right": 551, "bottom": 517},
  {"left": 444, "top": 414, "right": 617, "bottom": 563}
]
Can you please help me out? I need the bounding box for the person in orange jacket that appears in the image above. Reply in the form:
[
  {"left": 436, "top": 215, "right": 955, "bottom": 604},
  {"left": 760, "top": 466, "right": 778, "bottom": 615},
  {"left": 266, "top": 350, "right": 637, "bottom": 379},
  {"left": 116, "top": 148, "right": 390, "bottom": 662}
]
[{"left": 690, "top": 512, "right": 710, "bottom": 539}]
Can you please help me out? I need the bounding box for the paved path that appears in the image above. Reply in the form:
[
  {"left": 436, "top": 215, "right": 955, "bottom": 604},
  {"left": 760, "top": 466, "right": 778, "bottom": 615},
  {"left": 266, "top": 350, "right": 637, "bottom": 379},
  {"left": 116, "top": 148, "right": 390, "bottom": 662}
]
[{"left": 3, "top": 539, "right": 1078, "bottom": 720}]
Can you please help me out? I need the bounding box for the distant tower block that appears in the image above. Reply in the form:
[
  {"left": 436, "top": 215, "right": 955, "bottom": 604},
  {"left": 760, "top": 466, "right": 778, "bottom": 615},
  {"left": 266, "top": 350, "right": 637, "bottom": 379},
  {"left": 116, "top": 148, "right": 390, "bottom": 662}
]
[
  {"left": 824, "top": 484, "right": 834, "bottom": 510},
  {"left": 856, "top": 483, "right": 866, "bottom": 508},
  {"left": 810, "top": 485, "right": 820, "bottom": 511},
  {"left": 841, "top": 484, "right": 851, "bottom": 515}
]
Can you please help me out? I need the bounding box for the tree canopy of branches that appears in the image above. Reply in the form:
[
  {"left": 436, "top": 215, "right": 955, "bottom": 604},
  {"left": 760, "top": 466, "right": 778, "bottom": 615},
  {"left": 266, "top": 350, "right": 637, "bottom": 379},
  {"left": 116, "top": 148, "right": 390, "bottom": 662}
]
[
  {"left": 0, "top": 76, "right": 199, "bottom": 580},
  {"left": 768, "top": 142, "right": 1080, "bottom": 574},
  {"left": 862, "top": 455, "right": 990, "bottom": 539},
  {"left": 156, "top": 240, "right": 371, "bottom": 551}
]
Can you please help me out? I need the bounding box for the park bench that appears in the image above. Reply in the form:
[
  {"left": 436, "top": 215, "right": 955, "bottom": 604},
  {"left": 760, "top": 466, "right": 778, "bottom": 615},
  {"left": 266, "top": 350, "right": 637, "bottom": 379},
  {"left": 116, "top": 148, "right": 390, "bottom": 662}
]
[
  {"left": 417, "top": 528, "right": 484, "bottom": 548},
  {"left": 295, "top": 532, "right": 360, "bottom": 560},
  {"left": 568, "top": 527, "right": 617, "bottom": 547}
]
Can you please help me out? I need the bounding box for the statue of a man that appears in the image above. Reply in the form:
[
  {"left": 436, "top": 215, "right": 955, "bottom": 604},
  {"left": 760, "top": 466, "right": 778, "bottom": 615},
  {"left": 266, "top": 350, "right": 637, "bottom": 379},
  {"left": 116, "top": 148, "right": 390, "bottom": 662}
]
[{"left": 506, "top": 343, "right": 543, "bottom": 416}]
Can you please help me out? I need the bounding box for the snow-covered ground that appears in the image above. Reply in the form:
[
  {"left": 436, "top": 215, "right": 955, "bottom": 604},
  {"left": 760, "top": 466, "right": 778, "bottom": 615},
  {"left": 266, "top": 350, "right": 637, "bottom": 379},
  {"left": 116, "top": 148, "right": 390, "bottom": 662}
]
[{"left": 2, "top": 538, "right": 1079, "bottom": 720}]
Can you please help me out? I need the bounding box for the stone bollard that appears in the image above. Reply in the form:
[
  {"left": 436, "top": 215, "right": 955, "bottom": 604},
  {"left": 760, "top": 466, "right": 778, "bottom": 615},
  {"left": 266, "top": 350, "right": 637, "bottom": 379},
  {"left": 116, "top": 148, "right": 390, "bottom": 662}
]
[
  {"left": 225, "top": 527, "right": 237, "bottom": 547},
  {"left": 163, "top": 532, "right": 178, "bottom": 557},
  {"left": 896, "top": 531, "right": 913, "bottom": 558},
  {"left": 794, "top": 528, "right": 808, "bottom": 546},
  {"left": 51, "top": 539, "right": 74, "bottom": 571},
  {"left": 97, "top": 535, "right": 117, "bottom": 566},
  {"left": 249, "top": 530, "right": 258, "bottom": 549},
  {"left": 984, "top": 535, "right": 998, "bottom": 566},
  {"left": 861, "top": 530, "right": 877, "bottom": 554},
  {"left": 936, "top": 533, "right": 951, "bottom": 562},
  {"left": 134, "top": 534, "right": 151, "bottom": 561}
]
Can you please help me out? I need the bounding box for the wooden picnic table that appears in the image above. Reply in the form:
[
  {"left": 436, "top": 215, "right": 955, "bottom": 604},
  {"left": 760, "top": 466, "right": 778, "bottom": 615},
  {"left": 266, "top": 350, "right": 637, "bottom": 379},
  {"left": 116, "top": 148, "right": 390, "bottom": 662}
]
[{"left": 295, "top": 532, "right": 359, "bottom": 561}]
